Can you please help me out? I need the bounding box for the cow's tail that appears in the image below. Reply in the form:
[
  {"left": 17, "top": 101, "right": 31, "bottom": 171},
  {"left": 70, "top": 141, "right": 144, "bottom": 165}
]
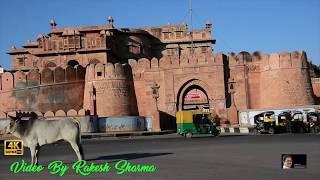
[{"left": 73, "top": 118, "right": 84, "bottom": 160}]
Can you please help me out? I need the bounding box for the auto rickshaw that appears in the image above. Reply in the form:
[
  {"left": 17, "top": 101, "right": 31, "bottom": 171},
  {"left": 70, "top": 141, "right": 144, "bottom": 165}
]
[
  {"left": 290, "top": 111, "right": 305, "bottom": 133},
  {"left": 277, "top": 111, "right": 292, "bottom": 133},
  {"left": 307, "top": 112, "right": 320, "bottom": 133},
  {"left": 254, "top": 111, "right": 276, "bottom": 134},
  {"left": 176, "top": 111, "right": 220, "bottom": 138}
]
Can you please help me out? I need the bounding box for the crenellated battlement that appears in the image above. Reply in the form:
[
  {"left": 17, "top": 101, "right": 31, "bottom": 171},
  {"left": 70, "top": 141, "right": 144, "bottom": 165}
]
[
  {"left": 0, "top": 108, "right": 86, "bottom": 120},
  {"left": 0, "top": 65, "right": 86, "bottom": 92},
  {"left": 223, "top": 51, "right": 308, "bottom": 70},
  {"left": 118, "top": 53, "right": 218, "bottom": 77},
  {"left": 85, "top": 62, "right": 134, "bottom": 81}
]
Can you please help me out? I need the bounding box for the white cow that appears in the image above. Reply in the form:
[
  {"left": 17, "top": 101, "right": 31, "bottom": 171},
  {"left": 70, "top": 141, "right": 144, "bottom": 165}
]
[{"left": 6, "top": 113, "right": 84, "bottom": 164}]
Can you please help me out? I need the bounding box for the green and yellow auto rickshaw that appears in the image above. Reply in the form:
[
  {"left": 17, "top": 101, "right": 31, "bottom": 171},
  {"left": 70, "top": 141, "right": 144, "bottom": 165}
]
[
  {"left": 176, "top": 111, "right": 220, "bottom": 138},
  {"left": 254, "top": 111, "right": 276, "bottom": 134}
]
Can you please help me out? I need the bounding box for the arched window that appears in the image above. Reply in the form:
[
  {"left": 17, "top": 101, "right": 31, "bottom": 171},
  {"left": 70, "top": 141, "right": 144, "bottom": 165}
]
[{"left": 45, "top": 62, "right": 57, "bottom": 68}]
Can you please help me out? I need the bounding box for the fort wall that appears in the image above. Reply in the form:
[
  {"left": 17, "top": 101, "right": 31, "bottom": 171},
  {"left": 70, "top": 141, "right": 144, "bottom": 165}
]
[
  {"left": 0, "top": 65, "right": 85, "bottom": 113},
  {"left": 226, "top": 51, "right": 315, "bottom": 110}
]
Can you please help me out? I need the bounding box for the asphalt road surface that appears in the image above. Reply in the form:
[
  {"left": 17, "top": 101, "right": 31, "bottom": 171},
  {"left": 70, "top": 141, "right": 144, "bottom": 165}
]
[{"left": 0, "top": 134, "right": 319, "bottom": 180}]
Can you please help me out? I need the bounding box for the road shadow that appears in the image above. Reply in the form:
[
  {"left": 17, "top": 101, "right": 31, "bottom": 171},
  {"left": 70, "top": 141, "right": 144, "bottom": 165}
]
[{"left": 86, "top": 152, "right": 173, "bottom": 163}]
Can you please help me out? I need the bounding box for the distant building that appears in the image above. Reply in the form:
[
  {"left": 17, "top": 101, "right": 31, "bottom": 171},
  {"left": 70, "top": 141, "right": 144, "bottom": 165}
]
[{"left": 0, "top": 18, "right": 319, "bottom": 130}]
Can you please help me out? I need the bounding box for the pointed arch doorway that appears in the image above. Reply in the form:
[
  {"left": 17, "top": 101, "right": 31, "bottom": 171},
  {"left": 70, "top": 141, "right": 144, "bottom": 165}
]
[{"left": 177, "top": 79, "right": 211, "bottom": 113}]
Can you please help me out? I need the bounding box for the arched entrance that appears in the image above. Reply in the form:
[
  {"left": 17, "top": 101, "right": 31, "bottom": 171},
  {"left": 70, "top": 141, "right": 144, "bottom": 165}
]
[
  {"left": 177, "top": 79, "right": 211, "bottom": 113},
  {"left": 67, "top": 60, "right": 79, "bottom": 67},
  {"left": 182, "top": 85, "right": 209, "bottom": 111}
]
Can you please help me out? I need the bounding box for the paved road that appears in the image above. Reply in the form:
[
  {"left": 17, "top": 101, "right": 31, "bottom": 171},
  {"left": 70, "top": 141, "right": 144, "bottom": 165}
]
[{"left": 0, "top": 134, "right": 319, "bottom": 180}]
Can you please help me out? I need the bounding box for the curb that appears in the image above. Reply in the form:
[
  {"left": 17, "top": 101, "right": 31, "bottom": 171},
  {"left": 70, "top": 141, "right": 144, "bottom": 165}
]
[
  {"left": 220, "top": 127, "right": 255, "bottom": 134},
  {"left": 81, "top": 130, "right": 176, "bottom": 138}
]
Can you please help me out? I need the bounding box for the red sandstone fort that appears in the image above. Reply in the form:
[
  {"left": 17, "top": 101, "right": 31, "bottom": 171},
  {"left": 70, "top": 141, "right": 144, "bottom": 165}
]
[{"left": 1, "top": 17, "right": 320, "bottom": 131}]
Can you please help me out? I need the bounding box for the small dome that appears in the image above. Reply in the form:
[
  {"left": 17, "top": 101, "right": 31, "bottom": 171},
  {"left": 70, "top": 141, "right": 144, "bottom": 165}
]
[
  {"left": 49, "top": 19, "right": 57, "bottom": 28},
  {"left": 50, "top": 19, "right": 56, "bottom": 24}
]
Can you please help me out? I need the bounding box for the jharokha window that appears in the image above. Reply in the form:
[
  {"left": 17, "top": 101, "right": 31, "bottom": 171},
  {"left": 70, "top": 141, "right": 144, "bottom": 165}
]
[
  {"left": 16, "top": 55, "right": 26, "bottom": 66},
  {"left": 63, "top": 36, "right": 81, "bottom": 49},
  {"left": 51, "top": 41, "right": 57, "bottom": 50},
  {"left": 163, "top": 32, "right": 170, "bottom": 40},
  {"left": 201, "top": 47, "right": 207, "bottom": 53},
  {"left": 127, "top": 42, "right": 141, "bottom": 54},
  {"left": 87, "top": 38, "right": 103, "bottom": 48},
  {"left": 128, "top": 45, "right": 140, "bottom": 54},
  {"left": 59, "top": 40, "right": 63, "bottom": 50},
  {"left": 176, "top": 31, "right": 182, "bottom": 39}
]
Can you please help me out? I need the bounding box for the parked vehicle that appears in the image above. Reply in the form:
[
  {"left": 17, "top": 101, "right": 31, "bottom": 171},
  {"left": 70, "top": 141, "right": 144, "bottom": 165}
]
[
  {"left": 277, "top": 111, "right": 292, "bottom": 133},
  {"left": 176, "top": 111, "right": 220, "bottom": 138},
  {"left": 290, "top": 111, "right": 305, "bottom": 133},
  {"left": 254, "top": 111, "right": 276, "bottom": 134},
  {"left": 307, "top": 112, "right": 320, "bottom": 133}
]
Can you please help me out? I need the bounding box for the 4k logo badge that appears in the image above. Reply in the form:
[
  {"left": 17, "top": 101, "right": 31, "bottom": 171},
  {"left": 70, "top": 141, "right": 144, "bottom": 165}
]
[{"left": 4, "top": 140, "right": 23, "bottom": 155}]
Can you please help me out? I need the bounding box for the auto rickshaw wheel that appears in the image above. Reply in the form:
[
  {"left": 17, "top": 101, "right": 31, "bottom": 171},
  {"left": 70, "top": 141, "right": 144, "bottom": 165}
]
[
  {"left": 268, "top": 127, "right": 275, "bottom": 134},
  {"left": 311, "top": 126, "right": 320, "bottom": 134},
  {"left": 299, "top": 126, "right": 304, "bottom": 133},
  {"left": 185, "top": 132, "right": 193, "bottom": 139},
  {"left": 253, "top": 128, "right": 260, "bottom": 135},
  {"left": 310, "top": 127, "right": 316, "bottom": 134}
]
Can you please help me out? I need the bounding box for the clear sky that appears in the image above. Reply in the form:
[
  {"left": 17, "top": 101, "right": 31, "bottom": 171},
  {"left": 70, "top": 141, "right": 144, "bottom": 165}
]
[{"left": 0, "top": 0, "right": 319, "bottom": 69}]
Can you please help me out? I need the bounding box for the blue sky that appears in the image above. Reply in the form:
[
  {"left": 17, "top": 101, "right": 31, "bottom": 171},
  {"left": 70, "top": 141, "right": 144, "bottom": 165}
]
[{"left": 0, "top": 0, "right": 319, "bottom": 69}]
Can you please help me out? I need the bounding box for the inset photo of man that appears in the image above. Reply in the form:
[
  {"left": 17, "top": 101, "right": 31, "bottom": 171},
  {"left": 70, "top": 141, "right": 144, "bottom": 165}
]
[{"left": 282, "top": 154, "right": 307, "bottom": 169}]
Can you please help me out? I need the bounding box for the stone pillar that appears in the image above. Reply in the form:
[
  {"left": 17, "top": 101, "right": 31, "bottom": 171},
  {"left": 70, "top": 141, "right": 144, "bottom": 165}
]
[
  {"left": 152, "top": 110, "right": 161, "bottom": 132},
  {"left": 226, "top": 80, "right": 239, "bottom": 125},
  {"left": 227, "top": 105, "right": 238, "bottom": 125},
  {"left": 151, "top": 82, "right": 161, "bottom": 131}
]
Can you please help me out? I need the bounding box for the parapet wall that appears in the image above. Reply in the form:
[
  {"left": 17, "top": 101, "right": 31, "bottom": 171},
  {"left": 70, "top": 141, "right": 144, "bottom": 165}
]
[
  {"left": 126, "top": 52, "right": 219, "bottom": 78},
  {"left": 0, "top": 65, "right": 85, "bottom": 90},
  {"left": 225, "top": 51, "right": 308, "bottom": 69},
  {"left": 0, "top": 66, "right": 85, "bottom": 113}
]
